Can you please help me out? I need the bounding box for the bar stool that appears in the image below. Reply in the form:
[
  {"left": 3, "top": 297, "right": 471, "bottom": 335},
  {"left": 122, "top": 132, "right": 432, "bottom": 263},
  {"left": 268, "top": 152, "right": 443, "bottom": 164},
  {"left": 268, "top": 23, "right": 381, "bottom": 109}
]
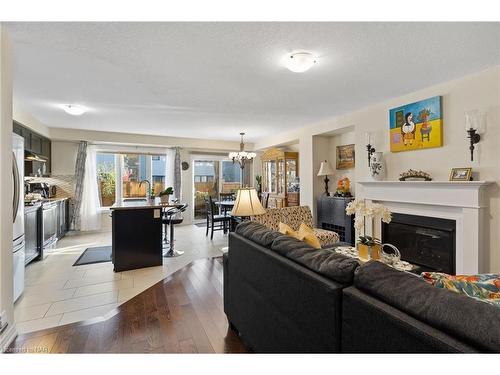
[{"left": 162, "top": 204, "right": 188, "bottom": 257}]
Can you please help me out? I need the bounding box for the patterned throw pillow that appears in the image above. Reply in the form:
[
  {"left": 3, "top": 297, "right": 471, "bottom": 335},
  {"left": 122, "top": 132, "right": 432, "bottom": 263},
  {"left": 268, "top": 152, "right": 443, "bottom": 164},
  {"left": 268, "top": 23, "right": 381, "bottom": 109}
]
[
  {"left": 421, "top": 272, "right": 500, "bottom": 307},
  {"left": 278, "top": 222, "right": 321, "bottom": 249}
]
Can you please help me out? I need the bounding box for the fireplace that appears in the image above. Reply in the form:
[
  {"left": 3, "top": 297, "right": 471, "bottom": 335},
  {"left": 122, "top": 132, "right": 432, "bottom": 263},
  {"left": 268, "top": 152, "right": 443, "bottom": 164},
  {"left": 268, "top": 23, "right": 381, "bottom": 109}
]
[{"left": 382, "top": 213, "right": 456, "bottom": 274}]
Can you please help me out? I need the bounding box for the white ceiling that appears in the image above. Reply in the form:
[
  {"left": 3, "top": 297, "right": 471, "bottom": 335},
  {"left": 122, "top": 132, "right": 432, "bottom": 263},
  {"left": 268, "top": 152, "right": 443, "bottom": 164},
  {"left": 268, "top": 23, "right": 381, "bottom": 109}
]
[{"left": 6, "top": 22, "right": 500, "bottom": 142}]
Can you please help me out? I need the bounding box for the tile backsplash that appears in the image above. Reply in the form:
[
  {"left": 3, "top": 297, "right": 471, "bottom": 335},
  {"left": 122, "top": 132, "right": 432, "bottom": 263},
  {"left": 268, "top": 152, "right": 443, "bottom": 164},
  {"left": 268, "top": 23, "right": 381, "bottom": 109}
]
[{"left": 26, "top": 174, "right": 76, "bottom": 199}]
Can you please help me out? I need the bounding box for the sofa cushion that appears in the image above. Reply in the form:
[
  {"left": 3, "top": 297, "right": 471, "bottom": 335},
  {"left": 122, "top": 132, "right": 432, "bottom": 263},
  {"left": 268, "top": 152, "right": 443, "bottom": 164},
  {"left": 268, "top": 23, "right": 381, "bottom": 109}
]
[
  {"left": 354, "top": 261, "right": 500, "bottom": 352},
  {"left": 270, "top": 235, "right": 359, "bottom": 284},
  {"left": 280, "top": 206, "right": 314, "bottom": 230},
  {"left": 252, "top": 208, "right": 282, "bottom": 231},
  {"left": 235, "top": 220, "right": 284, "bottom": 248}
]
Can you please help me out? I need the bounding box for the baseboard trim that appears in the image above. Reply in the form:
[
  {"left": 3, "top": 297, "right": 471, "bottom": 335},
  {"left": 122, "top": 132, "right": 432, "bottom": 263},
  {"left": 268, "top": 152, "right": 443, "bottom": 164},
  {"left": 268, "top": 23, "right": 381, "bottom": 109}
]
[{"left": 0, "top": 322, "right": 18, "bottom": 353}]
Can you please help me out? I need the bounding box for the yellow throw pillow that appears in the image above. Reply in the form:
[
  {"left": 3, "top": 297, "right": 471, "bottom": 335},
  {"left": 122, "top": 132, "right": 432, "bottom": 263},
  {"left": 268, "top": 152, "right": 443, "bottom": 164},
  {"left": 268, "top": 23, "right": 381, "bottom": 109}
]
[
  {"left": 279, "top": 222, "right": 297, "bottom": 237},
  {"left": 298, "top": 222, "right": 314, "bottom": 234},
  {"left": 279, "top": 222, "right": 321, "bottom": 249},
  {"left": 298, "top": 231, "right": 321, "bottom": 249}
]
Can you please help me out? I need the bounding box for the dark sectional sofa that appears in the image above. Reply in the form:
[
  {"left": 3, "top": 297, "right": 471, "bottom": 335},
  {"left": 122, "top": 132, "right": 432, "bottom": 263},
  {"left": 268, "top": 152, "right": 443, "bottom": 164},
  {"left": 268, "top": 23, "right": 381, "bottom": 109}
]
[{"left": 223, "top": 221, "right": 500, "bottom": 353}]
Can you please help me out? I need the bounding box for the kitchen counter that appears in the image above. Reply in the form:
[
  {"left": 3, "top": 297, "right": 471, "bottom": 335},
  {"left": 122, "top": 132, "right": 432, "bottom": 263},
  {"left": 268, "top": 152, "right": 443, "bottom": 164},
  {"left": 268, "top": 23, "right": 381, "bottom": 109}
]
[
  {"left": 24, "top": 202, "right": 42, "bottom": 213},
  {"left": 111, "top": 198, "right": 182, "bottom": 210}
]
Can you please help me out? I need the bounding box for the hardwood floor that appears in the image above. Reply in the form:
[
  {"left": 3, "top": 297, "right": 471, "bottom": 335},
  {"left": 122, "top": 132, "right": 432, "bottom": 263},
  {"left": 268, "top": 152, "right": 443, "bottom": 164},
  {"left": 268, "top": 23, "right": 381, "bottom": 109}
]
[{"left": 7, "top": 257, "right": 248, "bottom": 353}]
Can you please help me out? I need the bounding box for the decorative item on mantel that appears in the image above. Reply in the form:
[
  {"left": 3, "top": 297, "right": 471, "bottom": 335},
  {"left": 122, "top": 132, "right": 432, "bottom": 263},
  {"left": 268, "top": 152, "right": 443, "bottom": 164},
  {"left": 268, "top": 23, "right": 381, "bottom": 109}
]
[
  {"left": 399, "top": 169, "right": 432, "bottom": 181},
  {"left": 333, "top": 177, "right": 352, "bottom": 197},
  {"left": 449, "top": 167, "right": 473, "bottom": 182},
  {"left": 345, "top": 199, "right": 392, "bottom": 261},
  {"left": 369, "top": 152, "right": 386, "bottom": 181}
]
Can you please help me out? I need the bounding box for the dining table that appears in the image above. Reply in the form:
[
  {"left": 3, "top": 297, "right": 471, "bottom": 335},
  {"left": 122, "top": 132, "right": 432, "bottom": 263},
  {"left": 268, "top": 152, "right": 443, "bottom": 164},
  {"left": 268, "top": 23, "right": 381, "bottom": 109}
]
[{"left": 214, "top": 200, "right": 235, "bottom": 216}]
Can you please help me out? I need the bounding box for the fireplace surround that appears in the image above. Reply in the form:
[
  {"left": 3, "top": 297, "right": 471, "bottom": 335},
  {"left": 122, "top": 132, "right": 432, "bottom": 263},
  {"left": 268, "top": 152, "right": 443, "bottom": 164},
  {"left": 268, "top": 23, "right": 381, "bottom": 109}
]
[
  {"left": 382, "top": 213, "right": 456, "bottom": 274},
  {"left": 358, "top": 180, "right": 492, "bottom": 274}
]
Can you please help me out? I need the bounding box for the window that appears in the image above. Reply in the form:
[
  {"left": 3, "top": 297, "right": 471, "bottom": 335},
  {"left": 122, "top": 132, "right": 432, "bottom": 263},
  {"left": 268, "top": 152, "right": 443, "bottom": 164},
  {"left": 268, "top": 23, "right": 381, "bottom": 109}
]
[
  {"left": 122, "top": 154, "right": 148, "bottom": 198},
  {"left": 152, "top": 154, "right": 167, "bottom": 195},
  {"left": 96, "top": 153, "right": 116, "bottom": 207},
  {"left": 221, "top": 160, "right": 241, "bottom": 193},
  {"left": 96, "top": 151, "right": 169, "bottom": 206}
]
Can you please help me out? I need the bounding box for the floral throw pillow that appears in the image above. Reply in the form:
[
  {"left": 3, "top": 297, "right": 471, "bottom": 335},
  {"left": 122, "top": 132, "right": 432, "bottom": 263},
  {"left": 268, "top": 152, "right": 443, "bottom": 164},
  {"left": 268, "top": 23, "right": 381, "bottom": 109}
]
[{"left": 421, "top": 272, "right": 500, "bottom": 307}]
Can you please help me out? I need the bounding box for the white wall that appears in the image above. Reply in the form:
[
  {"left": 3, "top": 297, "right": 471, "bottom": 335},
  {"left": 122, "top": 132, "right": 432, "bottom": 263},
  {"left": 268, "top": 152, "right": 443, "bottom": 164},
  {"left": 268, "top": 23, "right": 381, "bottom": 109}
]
[
  {"left": 51, "top": 141, "right": 78, "bottom": 175},
  {"left": 0, "top": 25, "right": 16, "bottom": 349},
  {"left": 255, "top": 66, "right": 500, "bottom": 272},
  {"left": 328, "top": 130, "right": 356, "bottom": 195}
]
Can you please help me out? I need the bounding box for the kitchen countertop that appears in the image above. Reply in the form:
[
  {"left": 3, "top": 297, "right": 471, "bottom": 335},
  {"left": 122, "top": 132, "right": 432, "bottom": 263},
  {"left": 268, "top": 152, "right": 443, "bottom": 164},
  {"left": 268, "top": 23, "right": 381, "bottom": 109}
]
[
  {"left": 25, "top": 197, "right": 69, "bottom": 208},
  {"left": 111, "top": 198, "right": 163, "bottom": 210},
  {"left": 111, "top": 198, "right": 184, "bottom": 210}
]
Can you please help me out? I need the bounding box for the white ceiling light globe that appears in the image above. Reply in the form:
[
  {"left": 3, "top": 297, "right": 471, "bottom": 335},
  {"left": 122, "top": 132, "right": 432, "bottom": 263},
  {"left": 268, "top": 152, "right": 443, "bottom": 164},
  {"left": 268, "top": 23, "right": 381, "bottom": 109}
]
[
  {"left": 61, "top": 104, "right": 87, "bottom": 116},
  {"left": 284, "top": 52, "right": 317, "bottom": 73}
]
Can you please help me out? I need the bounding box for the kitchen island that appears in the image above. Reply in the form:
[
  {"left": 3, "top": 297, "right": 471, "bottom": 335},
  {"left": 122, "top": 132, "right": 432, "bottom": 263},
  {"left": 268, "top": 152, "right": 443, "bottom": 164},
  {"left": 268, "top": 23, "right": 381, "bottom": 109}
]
[{"left": 110, "top": 199, "right": 164, "bottom": 272}]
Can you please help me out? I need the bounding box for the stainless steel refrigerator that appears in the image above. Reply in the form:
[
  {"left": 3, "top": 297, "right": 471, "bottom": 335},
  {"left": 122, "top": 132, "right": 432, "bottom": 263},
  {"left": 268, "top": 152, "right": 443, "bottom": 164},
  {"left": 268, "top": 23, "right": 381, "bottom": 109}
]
[{"left": 13, "top": 133, "right": 25, "bottom": 302}]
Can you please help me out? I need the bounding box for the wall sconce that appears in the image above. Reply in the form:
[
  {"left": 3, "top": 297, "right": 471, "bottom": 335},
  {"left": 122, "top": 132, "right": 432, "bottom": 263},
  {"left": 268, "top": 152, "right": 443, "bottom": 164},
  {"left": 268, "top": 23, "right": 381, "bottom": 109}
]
[
  {"left": 465, "top": 110, "right": 486, "bottom": 162},
  {"left": 365, "top": 132, "right": 376, "bottom": 167}
]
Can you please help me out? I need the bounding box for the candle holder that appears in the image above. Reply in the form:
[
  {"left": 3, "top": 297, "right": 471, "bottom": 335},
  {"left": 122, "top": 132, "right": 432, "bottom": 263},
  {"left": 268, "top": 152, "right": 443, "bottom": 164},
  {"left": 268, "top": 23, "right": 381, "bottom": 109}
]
[
  {"left": 366, "top": 144, "right": 376, "bottom": 167},
  {"left": 466, "top": 128, "right": 481, "bottom": 162}
]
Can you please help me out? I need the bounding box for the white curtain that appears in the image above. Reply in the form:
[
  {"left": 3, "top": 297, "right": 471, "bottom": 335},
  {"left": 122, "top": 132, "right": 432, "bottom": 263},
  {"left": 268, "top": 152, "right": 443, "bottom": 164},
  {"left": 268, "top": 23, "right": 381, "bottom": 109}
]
[
  {"left": 165, "top": 148, "right": 175, "bottom": 195},
  {"left": 80, "top": 145, "right": 102, "bottom": 231}
]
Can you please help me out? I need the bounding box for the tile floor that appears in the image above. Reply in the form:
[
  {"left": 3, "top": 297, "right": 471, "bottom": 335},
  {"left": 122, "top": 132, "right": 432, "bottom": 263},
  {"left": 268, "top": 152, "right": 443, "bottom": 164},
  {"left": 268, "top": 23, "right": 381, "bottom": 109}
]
[{"left": 14, "top": 218, "right": 227, "bottom": 334}]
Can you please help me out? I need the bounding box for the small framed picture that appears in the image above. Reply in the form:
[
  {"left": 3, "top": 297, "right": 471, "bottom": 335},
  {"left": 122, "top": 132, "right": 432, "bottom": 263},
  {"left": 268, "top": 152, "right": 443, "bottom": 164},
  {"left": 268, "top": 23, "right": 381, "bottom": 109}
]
[
  {"left": 449, "top": 167, "right": 472, "bottom": 181},
  {"left": 336, "top": 144, "right": 355, "bottom": 170}
]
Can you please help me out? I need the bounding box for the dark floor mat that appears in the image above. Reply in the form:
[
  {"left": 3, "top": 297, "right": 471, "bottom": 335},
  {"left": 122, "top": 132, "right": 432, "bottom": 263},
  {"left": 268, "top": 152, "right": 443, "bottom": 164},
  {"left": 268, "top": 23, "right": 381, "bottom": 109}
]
[
  {"left": 73, "top": 246, "right": 112, "bottom": 266},
  {"left": 194, "top": 222, "right": 207, "bottom": 227}
]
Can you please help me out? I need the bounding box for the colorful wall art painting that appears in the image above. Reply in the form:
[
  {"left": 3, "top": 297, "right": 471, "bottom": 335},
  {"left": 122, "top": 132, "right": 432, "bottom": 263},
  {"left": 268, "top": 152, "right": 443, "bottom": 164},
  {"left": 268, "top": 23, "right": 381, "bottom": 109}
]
[{"left": 389, "top": 96, "right": 443, "bottom": 152}]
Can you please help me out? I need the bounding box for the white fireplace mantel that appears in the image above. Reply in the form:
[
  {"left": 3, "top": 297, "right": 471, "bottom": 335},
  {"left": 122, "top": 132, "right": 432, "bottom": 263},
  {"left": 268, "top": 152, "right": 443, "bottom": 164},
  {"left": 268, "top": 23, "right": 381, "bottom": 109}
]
[
  {"left": 357, "top": 180, "right": 494, "bottom": 274},
  {"left": 358, "top": 181, "right": 492, "bottom": 209}
]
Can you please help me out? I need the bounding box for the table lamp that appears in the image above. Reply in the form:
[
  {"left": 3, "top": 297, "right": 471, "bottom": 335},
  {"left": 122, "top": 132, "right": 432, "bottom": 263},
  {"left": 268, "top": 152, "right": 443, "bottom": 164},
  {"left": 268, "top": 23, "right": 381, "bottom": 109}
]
[
  {"left": 317, "top": 160, "right": 334, "bottom": 195},
  {"left": 232, "top": 187, "right": 266, "bottom": 217}
]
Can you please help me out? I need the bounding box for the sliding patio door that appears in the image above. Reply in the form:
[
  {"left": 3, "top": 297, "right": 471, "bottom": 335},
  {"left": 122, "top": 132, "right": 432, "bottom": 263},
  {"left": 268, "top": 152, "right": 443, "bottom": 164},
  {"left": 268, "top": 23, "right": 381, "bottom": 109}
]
[{"left": 192, "top": 158, "right": 242, "bottom": 220}]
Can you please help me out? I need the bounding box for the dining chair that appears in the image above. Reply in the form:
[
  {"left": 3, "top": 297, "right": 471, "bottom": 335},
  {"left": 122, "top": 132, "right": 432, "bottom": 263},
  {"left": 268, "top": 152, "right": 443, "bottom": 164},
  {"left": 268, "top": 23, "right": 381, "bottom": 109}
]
[{"left": 205, "top": 196, "right": 231, "bottom": 240}]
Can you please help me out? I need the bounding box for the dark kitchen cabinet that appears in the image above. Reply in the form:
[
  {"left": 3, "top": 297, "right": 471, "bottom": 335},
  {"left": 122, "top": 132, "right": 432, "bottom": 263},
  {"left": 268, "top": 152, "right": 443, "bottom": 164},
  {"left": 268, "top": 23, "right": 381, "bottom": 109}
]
[
  {"left": 25, "top": 205, "right": 42, "bottom": 265},
  {"left": 57, "top": 199, "right": 68, "bottom": 238},
  {"left": 30, "top": 133, "right": 43, "bottom": 154},
  {"left": 13, "top": 120, "right": 52, "bottom": 175}
]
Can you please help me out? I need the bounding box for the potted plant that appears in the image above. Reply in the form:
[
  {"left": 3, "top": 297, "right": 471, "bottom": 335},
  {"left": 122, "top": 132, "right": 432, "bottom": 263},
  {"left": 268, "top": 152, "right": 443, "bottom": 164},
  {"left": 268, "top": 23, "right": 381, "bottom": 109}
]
[
  {"left": 159, "top": 187, "right": 174, "bottom": 204},
  {"left": 345, "top": 199, "right": 392, "bottom": 261}
]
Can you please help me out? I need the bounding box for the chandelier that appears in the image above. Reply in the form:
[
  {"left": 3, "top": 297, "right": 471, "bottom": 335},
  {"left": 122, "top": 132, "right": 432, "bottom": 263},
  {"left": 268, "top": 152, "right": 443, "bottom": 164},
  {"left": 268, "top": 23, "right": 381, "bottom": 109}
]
[{"left": 229, "top": 132, "right": 256, "bottom": 169}]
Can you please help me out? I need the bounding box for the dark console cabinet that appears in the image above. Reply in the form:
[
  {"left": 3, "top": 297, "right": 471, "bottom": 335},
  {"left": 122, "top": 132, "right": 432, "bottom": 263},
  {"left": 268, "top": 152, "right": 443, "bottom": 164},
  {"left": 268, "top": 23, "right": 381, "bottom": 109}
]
[{"left": 317, "top": 196, "right": 355, "bottom": 245}]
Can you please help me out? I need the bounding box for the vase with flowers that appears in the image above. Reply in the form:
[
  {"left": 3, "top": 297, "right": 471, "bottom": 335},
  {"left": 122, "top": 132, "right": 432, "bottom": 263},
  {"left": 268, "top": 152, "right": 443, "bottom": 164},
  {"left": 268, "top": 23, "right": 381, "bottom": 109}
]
[{"left": 345, "top": 199, "right": 392, "bottom": 261}]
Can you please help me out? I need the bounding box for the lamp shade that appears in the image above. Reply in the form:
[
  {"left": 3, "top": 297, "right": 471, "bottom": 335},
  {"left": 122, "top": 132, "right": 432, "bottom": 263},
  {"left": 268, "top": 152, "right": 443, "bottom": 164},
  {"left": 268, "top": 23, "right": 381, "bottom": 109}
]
[
  {"left": 232, "top": 188, "right": 266, "bottom": 217},
  {"left": 317, "top": 160, "right": 334, "bottom": 176}
]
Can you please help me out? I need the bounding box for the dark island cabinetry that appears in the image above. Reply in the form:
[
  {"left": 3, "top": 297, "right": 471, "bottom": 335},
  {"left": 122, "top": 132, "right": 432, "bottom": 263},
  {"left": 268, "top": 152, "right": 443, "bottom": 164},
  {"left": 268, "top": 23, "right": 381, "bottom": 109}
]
[{"left": 111, "top": 202, "right": 163, "bottom": 272}]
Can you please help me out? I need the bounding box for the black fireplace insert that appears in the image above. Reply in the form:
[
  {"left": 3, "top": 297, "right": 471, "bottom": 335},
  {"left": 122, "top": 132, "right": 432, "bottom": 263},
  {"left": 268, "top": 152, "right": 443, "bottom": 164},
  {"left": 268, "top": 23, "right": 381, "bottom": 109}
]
[{"left": 382, "top": 213, "right": 456, "bottom": 274}]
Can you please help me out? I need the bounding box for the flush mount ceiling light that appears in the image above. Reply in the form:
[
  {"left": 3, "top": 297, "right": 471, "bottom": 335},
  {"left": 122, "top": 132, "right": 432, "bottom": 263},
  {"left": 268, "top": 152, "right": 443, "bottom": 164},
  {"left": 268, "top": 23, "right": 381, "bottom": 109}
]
[
  {"left": 284, "top": 52, "right": 317, "bottom": 73},
  {"left": 61, "top": 104, "right": 87, "bottom": 116}
]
